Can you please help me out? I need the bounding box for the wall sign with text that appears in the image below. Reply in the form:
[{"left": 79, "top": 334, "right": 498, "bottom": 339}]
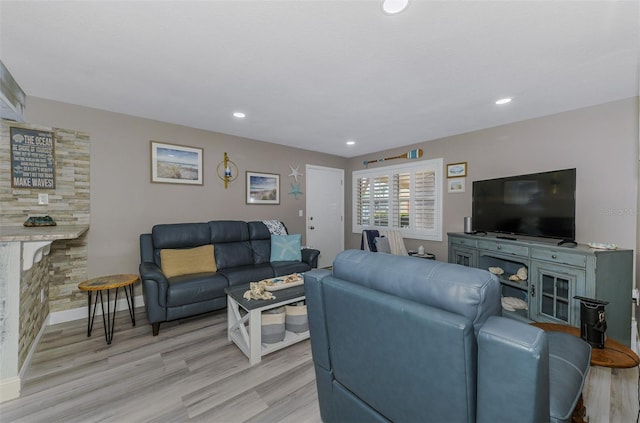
[{"left": 10, "top": 127, "right": 56, "bottom": 189}]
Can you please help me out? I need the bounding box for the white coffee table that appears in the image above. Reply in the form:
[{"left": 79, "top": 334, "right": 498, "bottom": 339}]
[{"left": 225, "top": 283, "right": 309, "bottom": 365}]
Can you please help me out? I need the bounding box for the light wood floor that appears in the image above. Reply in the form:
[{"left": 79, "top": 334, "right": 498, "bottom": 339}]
[{"left": 1, "top": 308, "right": 638, "bottom": 422}]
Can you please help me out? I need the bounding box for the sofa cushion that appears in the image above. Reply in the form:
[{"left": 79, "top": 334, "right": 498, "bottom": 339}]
[
  {"left": 209, "top": 220, "right": 255, "bottom": 269},
  {"left": 214, "top": 241, "right": 255, "bottom": 269},
  {"left": 209, "top": 220, "right": 250, "bottom": 243},
  {"left": 152, "top": 222, "right": 210, "bottom": 249},
  {"left": 270, "top": 234, "right": 302, "bottom": 262},
  {"left": 166, "top": 272, "right": 228, "bottom": 307},
  {"left": 272, "top": 261, "right": 312, "bottom": 276},
  {"left": 248, "top": 221, "right": 272, "bottom": 264},
  {"left": 160, "top": 245, "right": 217, "bottom": 278},
  {"left": 219, "top": 263, "right": 275, "bottom": 286}
]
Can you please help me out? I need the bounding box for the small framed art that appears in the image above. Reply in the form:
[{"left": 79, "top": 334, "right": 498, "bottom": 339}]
[
  {"left": 151, "top": 141, "right": 203, "bottom": 185},
  {"left": 448, "top": 178, "right": 465, "bottom": 193},
  {"left": 246, "top": 171, "right": 280, "bottom": 204},
  {"left": 447, "top": 162, "right": 467, "bottom": 178}
]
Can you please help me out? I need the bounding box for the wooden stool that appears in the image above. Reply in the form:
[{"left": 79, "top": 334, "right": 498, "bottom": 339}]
[{"left": 78, "top": 274, "right": 139, "bottom": 344}]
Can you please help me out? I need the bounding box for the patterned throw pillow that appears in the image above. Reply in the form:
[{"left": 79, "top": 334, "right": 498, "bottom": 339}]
[{"left": 270, "top": 234, "right": 302, "bottom": 262}]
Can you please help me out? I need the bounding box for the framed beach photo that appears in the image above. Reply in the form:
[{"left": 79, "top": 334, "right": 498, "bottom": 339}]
[
  {"left": 448, "top": 178, "right": 465, "bottom": 193},
  {"left": 446, "top": 162, "right": 467, "bottom": 178},
  {"left": 246, "top": 171, "right": 280, "bottom": 204},
  {"left": 151, "top": 141, "right": 203, "bottom": 185}
]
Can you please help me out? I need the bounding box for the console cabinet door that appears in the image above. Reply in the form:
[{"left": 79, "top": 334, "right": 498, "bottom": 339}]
[
  {"left": 450, "top": 246, "right": 477, "bottom": 267},
  {"left": 530, "top": 261, "right": 585, "bottom": 326}
]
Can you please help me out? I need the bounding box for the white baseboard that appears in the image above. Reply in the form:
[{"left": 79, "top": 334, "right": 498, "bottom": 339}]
[
  {"left": 0, "top": 311, "right": 49, "bottom": 403},
  {"left": 0, "top": 376, "right": 21, "bottom": 403},
  {"left": 49, "top": 295, "right": 145, "bottom": 325}
]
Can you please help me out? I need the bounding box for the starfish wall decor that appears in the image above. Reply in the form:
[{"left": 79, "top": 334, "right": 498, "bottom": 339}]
[
  {"left": 288, "top": 165, "right": 303, "bottom": 182},
  {"left": 289, "top": 182, "right": 304, "bottom": 199}
]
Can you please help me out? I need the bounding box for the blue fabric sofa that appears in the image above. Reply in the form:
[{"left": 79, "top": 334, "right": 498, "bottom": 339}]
[
  {"left": 305, "top": 250, "right": 591, "bottom": 423},
  {"left": 139, "top": 220, "right": 319, "bottom": 335}
]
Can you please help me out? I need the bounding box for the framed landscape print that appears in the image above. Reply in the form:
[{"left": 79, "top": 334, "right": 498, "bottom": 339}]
[
  {"left": 151, "top": 141, "right": 203, "bottom": 185},
  {"left": 448, "top": 178, "right": 465, "bottom": 193},
  {"left": 246, "top": 171, "right": 280, "bottom": 204},
  {"left": 447, "top": 162, "right": 467, "bottom": 178}
]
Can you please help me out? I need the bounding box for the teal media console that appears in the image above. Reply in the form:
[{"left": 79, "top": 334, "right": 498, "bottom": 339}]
[{"left": 448, "top": 233, "right": 633, "bottom": 346}]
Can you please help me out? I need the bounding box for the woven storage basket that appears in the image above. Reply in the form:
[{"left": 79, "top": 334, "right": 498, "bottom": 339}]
[
  {"left": 261, "top": 307, "right": 286, "bottom": 343},
  {"left": 285, "top": 302, "right": 308, "bottom": 333}
]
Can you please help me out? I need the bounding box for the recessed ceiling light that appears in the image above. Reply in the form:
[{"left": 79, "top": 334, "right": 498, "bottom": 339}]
[
  {"left": 346, "top": 140, "right": 356, "bottom": 146},
  {"left": 233, "top": 112, "right": 246, "bottom": 118},
  {"left": 495, "top": 98, "right": 512, "bottom": 105},
  {"left": 382, "top": 0, "right": 409, "bottom": 15}
]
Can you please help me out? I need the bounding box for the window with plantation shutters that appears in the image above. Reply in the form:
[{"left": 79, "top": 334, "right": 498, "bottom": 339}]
[{"left": 353, "top": 158, "right": 443, "bottom": 241}]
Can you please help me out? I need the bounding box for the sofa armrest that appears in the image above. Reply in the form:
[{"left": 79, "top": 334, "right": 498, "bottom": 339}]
[
  {"left": 139, "top": 262, "right": 169, "bottom": 308},
  {"left": 302, "top": 248, "right": 320, "bottom": 268},
  {"left": 477, "top": 316, "right": 550, "bottom": 423},
  {"left": 140, "top": 233, "right": 155, "bottom": 263}
]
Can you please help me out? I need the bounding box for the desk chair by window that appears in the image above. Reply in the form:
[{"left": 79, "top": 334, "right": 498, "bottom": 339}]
[{"left": 360, "top": 230, "right": 408, "bottom": 255}]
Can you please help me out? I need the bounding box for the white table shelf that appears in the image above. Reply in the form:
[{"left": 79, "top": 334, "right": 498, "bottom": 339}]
[{"left": 226, "top": 284, "right": 308, "bottom": 365}]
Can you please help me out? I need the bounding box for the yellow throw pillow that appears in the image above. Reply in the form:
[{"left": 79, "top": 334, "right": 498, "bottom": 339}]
[{"left": 160, "top": 244, "right": 217, "bottom": 278}]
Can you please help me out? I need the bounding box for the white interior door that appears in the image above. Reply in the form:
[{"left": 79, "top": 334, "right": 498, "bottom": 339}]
[{"left": 306, "top": 165, "right": 344, "bottom": 268}]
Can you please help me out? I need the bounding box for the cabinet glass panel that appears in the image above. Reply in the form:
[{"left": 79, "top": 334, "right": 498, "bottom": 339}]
[
  {"left": 453, "top": 249, "right": 475, "bottom": 267},
  {"left": 540, "top": 273, "right": 571, "bottom": 322},
  {"left": 455, "top": 253, "right": 471, "bottom": 267}
]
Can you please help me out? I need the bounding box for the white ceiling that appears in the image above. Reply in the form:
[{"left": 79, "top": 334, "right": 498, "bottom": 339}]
[{"left": 1, "top": 1, "right": 638, "bottom": 158}]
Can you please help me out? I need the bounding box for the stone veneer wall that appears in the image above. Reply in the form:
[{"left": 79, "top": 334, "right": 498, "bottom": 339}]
[
  {"left": 18, "top": 254, "right": 50, "bottom": 368},
  {"left": 0, "top": 120, "right": 90, "bottom": 367}
]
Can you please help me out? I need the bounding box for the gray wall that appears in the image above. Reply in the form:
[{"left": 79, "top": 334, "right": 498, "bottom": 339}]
[
  {"left": 345, "top": 97, "right": 639, "bottom": 265},
  {"left": 26, "top": 96, "right": 638, "bottom": 287},
  {"left": 25, "top": 97, "right": 347, "bottom": 280}
]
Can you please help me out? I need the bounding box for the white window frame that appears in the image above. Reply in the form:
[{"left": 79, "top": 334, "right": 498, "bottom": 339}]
[{"left": 352, "top": 158, "right": 443, "bottom": 241}]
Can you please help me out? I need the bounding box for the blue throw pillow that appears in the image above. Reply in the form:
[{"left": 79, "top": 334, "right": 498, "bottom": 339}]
[{"left": 270, "top": 234, "right": 302, "bottom": 262}]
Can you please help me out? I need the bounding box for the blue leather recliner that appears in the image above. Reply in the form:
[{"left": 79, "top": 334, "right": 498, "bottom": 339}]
[
  {"left": 139, "top": 220, "right": 319, "bottom": 335},
  {"left": 305, "top": 250, "right": 591, "bottom": 423}
]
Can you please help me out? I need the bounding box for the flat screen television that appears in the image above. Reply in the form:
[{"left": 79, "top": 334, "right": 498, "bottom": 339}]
[{"left": 472, "top": 168, "right": 576, "bottom": 241}]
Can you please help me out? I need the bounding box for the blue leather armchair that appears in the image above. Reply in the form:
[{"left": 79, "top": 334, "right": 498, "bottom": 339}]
[
  {"left": 305, "top": 250, "right": 591, "bottom": 423},
  {"left": 139, "top": 220, "right": 319, "bottom": 335}
]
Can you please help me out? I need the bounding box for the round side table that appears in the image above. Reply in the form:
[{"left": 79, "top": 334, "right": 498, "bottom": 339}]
[
  {"left": 532, "top": 322, "right": 640, "bottom": 423},
  {"left": 78, "top": 274, "right": 139, "bottom": 344},
  {"left": 531, "top": 322, "right": 640, "bottom": 368}
]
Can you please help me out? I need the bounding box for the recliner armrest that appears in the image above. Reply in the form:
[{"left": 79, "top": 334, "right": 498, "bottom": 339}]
[
  {"left": 302, "top": 248, "right": 320, "bottom": 268},
  {"left": 139, "top": 262, "right": 169, "bottom": 307},
  {"left": 477, "top": 316, "right": 550, "bottom": 423},
  {"left": 139, "top": 261, "right": 168, "bottom": 282}
]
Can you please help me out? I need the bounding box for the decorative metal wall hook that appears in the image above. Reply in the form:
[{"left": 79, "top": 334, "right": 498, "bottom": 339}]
[{"left": 217, "top": 152, "right": 238, "bottom": 189}]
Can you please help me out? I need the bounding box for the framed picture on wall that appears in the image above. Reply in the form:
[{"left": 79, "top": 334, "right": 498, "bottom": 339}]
[
  {"left": 246, "top": 171, "right": 280, "bottom": 204},
  {"left": 150, "top": 141, "right": 203, "bottom": 185},
  {"left": 446, "top": 162, "right": 467, "bottom": 178},
  {"left": 448, "top": 178, "right": 465, "bottom": 193}
]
